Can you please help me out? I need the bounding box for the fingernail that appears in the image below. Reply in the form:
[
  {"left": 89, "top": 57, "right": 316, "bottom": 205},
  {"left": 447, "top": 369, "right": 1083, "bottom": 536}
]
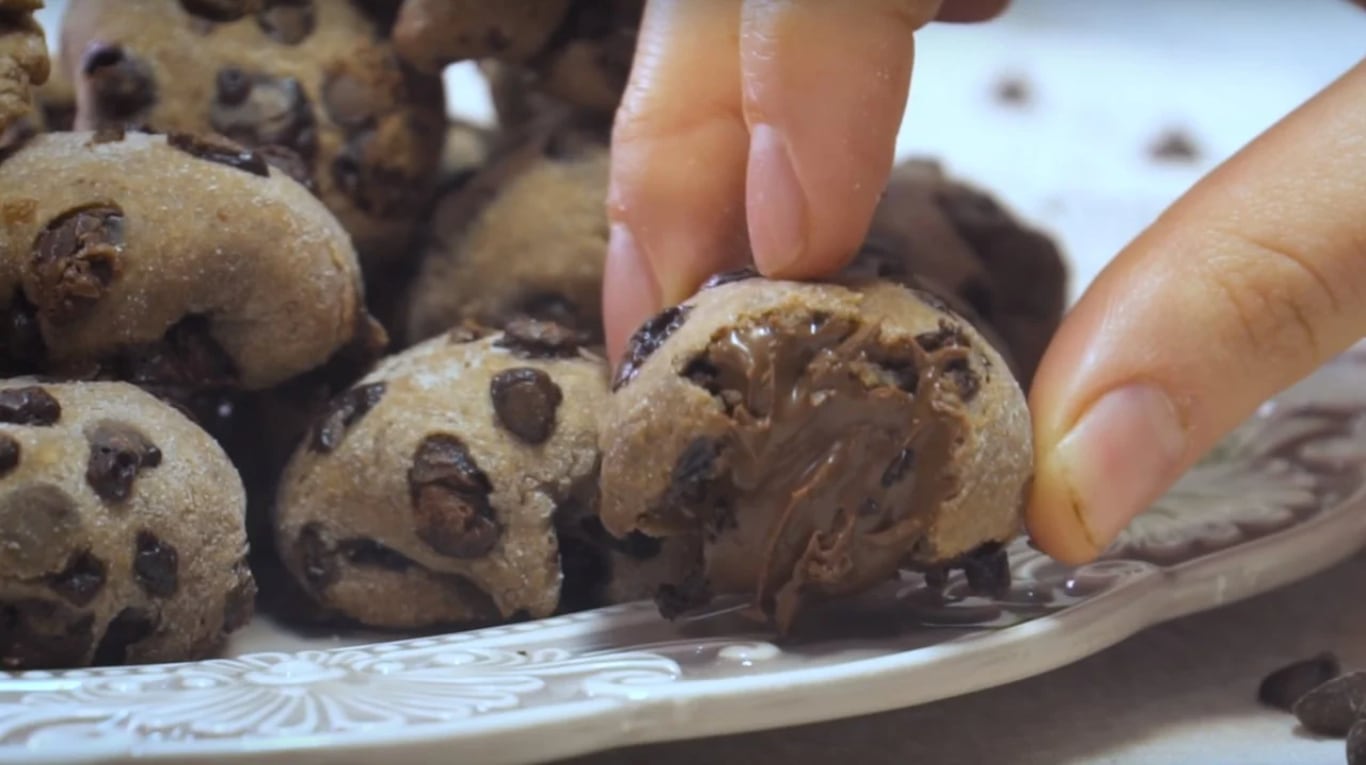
[
  {"left": 747, "top": 124, "right": 807, "bottom": 275},
  {"left": 603, "top": 223, "right": 661, "bottom": 365},
  {"left": 1053, "top": 384, "right": 1188, "bottom": 551}
]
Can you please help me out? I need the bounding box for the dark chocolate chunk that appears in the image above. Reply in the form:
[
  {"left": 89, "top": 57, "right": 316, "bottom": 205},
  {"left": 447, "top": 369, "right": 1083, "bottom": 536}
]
[
  {"left": 339, "top": 537, "right": 412, "bottom": 571},
  {"left": 0, "top": 386, "right": 60, "bottom": 425},
  {"left": 0, "top": 599, "right": 94, "bottom": 670},
  {"left": 408, "top": 434, "right": 500, "bottom": 559},
  {"left": 1258, "top": 652, "right": 1341, "bottom": 712},
  {"left": 494, "top": 318, "right": 587, "bottom": 360},
  {"left": 489, "top": 367, "right": 562, "bottom": 445},
  {"left": 655, "top": 572, "right": 711, "bottom": 619},
  {"left": 114, "top": 315, "right": 238, "bottom": 389},
  {"left": 1294, "top": 671, "right": 1366, "bottom": 736},
  {"left": 221, "top": 559, "right": 256, "bottom": 632},
  {"left": 80, "top": 45, "right": 157, "bottom": 125},
  {"left": 86, "top": 421, "right": 162, "bottom": 503},
  {"left": 91, "top": 607, "right": 155, "bottom": 666},
  {"left": 0, "top": 433, "right": 18, "bottom": 477},
  {"left": 295, "top": 522, "right": 339, "bottom": 591},
  {"left": 700, "top": 268, "right": 761, "bottom": 291},
  {"left": 613, "top": 304, "right": 692, "bottom": 390},
  {"left": 178, "top": 0, "right": 252, "bottom": 21},
  {"left": 1349, "top": 720, "right": 1366, "bottom": 765},
  {"left": 29, "top": 204, "right": 125, "bottom": 323},
  {"left": 310, "top": 382, "right": 386, "bottom": 453},
  {"left": 962, "top": 543, "right": 1010, "bottom": 597},
  {"left": 880, "top": 448, "right": 915, "bottom": 488},
  {"left": 943, "top": 357, "right": 981, "bottom": 403},
  {"left": 133, "top": 531, "right": 179, "bottom": 598},
  {"left": 167, "top": 132, "right": 270, "bottom": 178},
  {"left": 256, "top": 0, "right": 315, "bottom": 44},
  {"left": 209, "top": 69, "right": 318, "bottom": 162},
  {"left": 46, "top": 550, "right": 107, "bottom": 606}
]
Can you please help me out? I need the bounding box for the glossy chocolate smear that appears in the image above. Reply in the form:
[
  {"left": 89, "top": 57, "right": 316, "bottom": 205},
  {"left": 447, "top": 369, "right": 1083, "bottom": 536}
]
[{"left": 667, "top": 314, "right": 971, "bottom": 632}]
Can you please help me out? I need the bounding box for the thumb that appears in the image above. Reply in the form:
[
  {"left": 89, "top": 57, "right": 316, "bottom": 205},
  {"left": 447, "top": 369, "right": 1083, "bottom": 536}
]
[{"left": 1027, "top": 58, "right": 1366, "bottom": 565}]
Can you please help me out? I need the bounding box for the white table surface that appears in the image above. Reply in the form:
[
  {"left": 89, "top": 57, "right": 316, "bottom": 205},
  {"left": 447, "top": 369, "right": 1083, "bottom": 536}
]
[{"left": 36, "top": 1, "right": 1366, "bottom": 762}]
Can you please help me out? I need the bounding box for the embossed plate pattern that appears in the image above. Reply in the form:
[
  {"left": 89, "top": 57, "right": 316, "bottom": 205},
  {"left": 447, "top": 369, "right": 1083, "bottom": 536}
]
[{"left": 1, "top": 345, "right": 1364, "bottom": 765}]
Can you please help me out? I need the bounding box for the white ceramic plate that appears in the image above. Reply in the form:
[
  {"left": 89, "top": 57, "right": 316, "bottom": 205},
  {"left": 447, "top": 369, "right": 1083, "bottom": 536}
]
[{"left": 1, "top": 345, "right": 1364, "bottom": 765}]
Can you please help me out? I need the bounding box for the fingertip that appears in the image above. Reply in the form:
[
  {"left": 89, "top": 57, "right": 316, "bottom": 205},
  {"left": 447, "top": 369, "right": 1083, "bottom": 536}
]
[
  {"left": 936, "top": 0, "right": 1012, "bottom": 23},
  {"left": 603, "top": 224, "right": 661, "bottom": 367},
  {"left": 1025, "top": 453, "right": 1103, "bottom": 568}
]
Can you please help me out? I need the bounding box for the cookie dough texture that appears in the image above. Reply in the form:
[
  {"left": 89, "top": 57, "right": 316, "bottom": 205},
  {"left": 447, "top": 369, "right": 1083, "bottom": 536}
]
[
  {"left": 0, "top": 0, "right": 47, "bottom": 136},
  {"left": 849, "top": 159, "right": 1067, "bottom": 388},
  {"left": 0, "top": 379, "right": 254, "bottom": 669},
  {"left": 275, "top": 320, "right": 612, "bottom": 629},
  {"left": 600, "top": 276, "right": 1034, "bottom": 631},
  {"left": 405, "top": 124, "right": 608, "bottom": 344},
  {"left": 0, "top": 131, "right": 376, "bottom": 390},
  {"left": 60, "top": 0, "right": 446, "bottom": 265}
]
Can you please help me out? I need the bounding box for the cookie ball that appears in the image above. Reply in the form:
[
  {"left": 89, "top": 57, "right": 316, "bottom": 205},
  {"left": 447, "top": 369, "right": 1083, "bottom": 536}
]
[
  {"left": 405, "top": 120, "right": 608, "bottom": 344},
  {"left": 600, "top": 276, "right": 1033, "bottom": 633},
  {"left": 0, "top": 130, "right": 379, "bottom": 391},
  {"left": 60, "top": 0, "right": 446, "bottom": 268},
  {"left": 275, "top": 319, "right": 610, "bottom": 629},
  {"left": 0, "top": 0, "right": 47, "bottom": 136},
  {"left": 0, "top": 379, "right": 254, "bottom": 669},
  {"left": 848, "top": 159, "right": 1068, "bottom": 388}
]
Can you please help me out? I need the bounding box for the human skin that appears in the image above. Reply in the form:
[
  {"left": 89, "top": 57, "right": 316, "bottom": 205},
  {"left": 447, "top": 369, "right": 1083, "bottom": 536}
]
[{"left": 600, "top": 0, "right": 1366, "bottom": 565}]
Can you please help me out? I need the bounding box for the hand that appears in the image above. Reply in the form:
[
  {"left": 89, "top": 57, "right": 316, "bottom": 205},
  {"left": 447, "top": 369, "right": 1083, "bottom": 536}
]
[
  {"left": 601, "top": 0, "right": 1010, "bottom": 361},
  {"left": 1027, "top": 57, "right": 1366, "bottom": 563}
]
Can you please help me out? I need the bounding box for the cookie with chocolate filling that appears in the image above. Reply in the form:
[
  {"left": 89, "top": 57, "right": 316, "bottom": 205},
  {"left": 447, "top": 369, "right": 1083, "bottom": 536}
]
[
  {"left": 599, "top": 277, "right": 1034, "bottom": 633},
  {"left": 60, "top": 0, "right": 446, "bottom": 269},
  {"left": 0, "top": 379, "right": 254, "bottom": 669},
  {"left": 274, "top": 320, "right": 613, "bottom": 628},
  {"left": 848, "top": 159, "right": 1068, "bottom": 388},
  {"left": 404, "top": 117, "right": 609, "bottom": 344},
  {"left": 0, "top": 131, "right": 379, "bottom": 391}
]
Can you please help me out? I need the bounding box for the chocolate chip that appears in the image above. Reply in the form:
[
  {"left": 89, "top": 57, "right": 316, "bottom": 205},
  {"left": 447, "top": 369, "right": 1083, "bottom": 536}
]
[
  {"left": 91, "top": 607, "right": 155, "bottom": 666},
  {"left": 209, "top": 70, "right": 317, "bottom": 160},
  {"left": 1294, "top": 671, "right": 1366, "bottom": 736},
  {"left": 86, "top": 421, "right": 162, "bottom": 503},
  {"left": 321, "top": 68, "right": 382, "bottom": 128},
  {"left": 494, "top": 318, "right": 587, "bottom": 360},
  {"left": 962, "top": 543, "right": 1010, "bottom": 597},
  {"left": 0, "top": 386, "right": 60, "bottom": 425},
  {"left": 0, "top": 434, "right": 18, "bottom": 477},
  {"left": 700, "top": 268, "right": 761, "bottom": 291},
  {"left": 80, "top": 45, "right": 158, "bottom": 126},
  {"left": 1350, "top": 720, "right": 1366, "bottom": 765},
  {"left": 29, "top": 204, "right": 125, "bottom": 324},
  {"left": 167, "top": 132, "right": 270, "bottom": 177},
  {"left": 114, "top": 315, "right": 238, "bottom": 389},
  {"left": 613, "top": 305, "right": 692, "bottom": 391},
  {"left": 295, "top": 522, "right": 338, "bottom": 591},
  {"left": 310, "top": 382, "right": 385, "bottom": 453},
  {"left": 255, "top": 144, "right": 315, "bottom": 190},
  {"left": 339, "top": 537, "right": 412, "bottom": 571},
  {"left": 408, "top": 434, "right": 500, "bottom": 559},
  {"left": 133, "top": 531, "right": 179, "bottom": 598},
  {"left": 489, "top": 367, "right": 562, "bottom": 445},
  {"left": 178, "top": 0, "right": 252, "bottom": 21},
  {"left": 1259, "top": 652, "right": 1341, "bottom": 712},
  {"left": 0, "top": 599, "right": 94, "bottom": 670},
  {"left": 664, "top": 437, "right": 721, "bottom": 508},
  {"left": 655, "top": 572, "right": 711, "bottom": 619},
  {"left": 46, "top": 550, "right": 107, "bottom": 606},
  {"left": 880, "top": 448, "right": 915, "bottom": 488},
  {"left": 256, "top": 1, "right": 315, "bottom": 44},
  {"left": 944, "top": 357, "right": 980, "bottom": 403},
  {"left": 221, "top": 559, "right": 256, "bottom": 632}
]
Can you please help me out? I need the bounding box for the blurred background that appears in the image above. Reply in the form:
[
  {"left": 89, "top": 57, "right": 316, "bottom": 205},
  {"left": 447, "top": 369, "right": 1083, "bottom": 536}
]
[{"left": 36, "top": 0, "right": 1366, "bottom": 300}]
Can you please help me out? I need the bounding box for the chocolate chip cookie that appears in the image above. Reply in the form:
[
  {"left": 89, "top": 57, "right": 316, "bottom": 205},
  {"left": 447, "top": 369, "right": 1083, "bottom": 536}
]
[
  {"left": 404, "top": 119, "right": 608, "bottom": 344},
  {"left": 275, "top": 320, "right": 612, "bottom": 628},
  {"left": 600, "top": 276, "right": 1034, "bottom": 633},
  {"left": 60, "top": 0, "right": 446, "bottom": 268},
  {"left": 0, "top": 130, "right": 379, "bottom": 390},
  {"left": 849, "top": 159, "right": 1068, "bottom": 388},
  {"left": 0, "top": 379, "right": 254, "bottom": 669}
]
